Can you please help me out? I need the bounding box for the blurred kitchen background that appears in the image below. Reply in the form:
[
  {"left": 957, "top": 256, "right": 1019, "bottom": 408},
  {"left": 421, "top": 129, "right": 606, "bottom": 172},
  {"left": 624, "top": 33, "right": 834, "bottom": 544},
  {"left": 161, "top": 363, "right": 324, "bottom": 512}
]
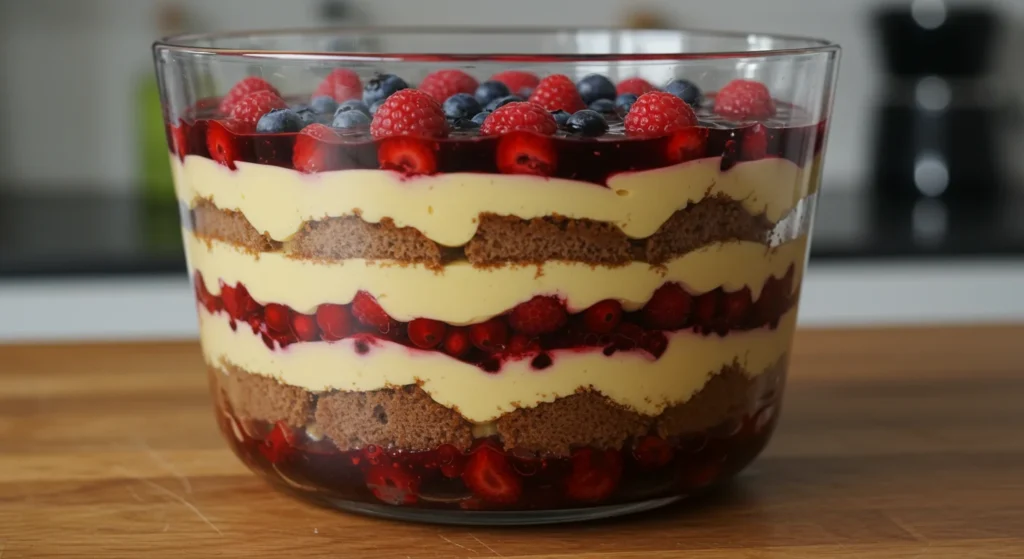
[{"left": 1, "top": 0, "right": 1023, "bottom": 340}]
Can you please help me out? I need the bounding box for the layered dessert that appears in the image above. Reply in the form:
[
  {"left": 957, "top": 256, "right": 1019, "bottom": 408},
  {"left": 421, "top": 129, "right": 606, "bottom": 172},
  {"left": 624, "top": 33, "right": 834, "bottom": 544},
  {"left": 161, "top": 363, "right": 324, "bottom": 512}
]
[{"left": 170, "top": 69, "right": 824, "bottom": 511}]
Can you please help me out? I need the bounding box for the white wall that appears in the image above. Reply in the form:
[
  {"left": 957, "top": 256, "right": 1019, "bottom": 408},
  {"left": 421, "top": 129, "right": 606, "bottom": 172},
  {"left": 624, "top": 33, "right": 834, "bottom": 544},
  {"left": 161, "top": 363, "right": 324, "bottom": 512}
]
[{"left": 1, "top": 0, "right": 1021, "bottom": 193}]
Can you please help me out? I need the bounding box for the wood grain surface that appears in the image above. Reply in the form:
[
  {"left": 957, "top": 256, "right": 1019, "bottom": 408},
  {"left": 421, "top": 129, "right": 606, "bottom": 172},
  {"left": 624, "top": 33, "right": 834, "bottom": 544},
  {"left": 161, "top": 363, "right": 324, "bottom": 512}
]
[{"left": 1, "top": 325, "right": 1023, "bottom": 558}]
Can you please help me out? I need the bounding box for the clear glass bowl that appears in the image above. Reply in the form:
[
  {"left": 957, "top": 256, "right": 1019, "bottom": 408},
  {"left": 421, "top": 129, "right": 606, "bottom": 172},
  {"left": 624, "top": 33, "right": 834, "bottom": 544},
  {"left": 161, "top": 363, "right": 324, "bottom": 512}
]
[{"left": 154, "top": 27, "right": 839, "bottom": 525}]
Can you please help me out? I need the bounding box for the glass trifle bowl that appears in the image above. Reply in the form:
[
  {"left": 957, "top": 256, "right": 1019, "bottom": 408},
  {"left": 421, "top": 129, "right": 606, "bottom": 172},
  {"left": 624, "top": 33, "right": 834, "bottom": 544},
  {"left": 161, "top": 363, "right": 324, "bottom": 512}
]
[{"left": 154, "top": 28, "right": 839, "bottom": 524}]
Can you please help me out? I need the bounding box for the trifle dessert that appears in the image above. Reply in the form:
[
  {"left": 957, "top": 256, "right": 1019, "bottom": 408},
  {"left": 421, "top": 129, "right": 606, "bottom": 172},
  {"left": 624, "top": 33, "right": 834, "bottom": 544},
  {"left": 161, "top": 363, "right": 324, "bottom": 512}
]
[{"left": 155, "top": 29, "right": 839, "bottom": 523}]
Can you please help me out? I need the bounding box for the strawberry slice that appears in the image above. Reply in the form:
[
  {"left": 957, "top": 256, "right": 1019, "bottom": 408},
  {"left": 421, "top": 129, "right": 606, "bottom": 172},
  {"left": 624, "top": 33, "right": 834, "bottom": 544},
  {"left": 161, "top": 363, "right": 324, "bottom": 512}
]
[
  {"left": 442, "top": 327, "right": 472, "bottom": 358},
  {"left": 258, "top": 421, "right": 295, "bottom": 464},
  {"left": 495, "top": 131, "right": 557, "bottom": 176},
  {"left": 565, "top": 448, "right": 623, "bottom": 502},
  {"left": 290, "top": 313, "right": 321, "bottom": 342},
  {"left": 206, "top": 119, "right": 249, "bottom": 170},
  {"left": 633, "top": 435, "right": 674, "bottom": 470},
  {"left": 378, "top": 137, "right": 439, "bottom": 176},
  {"left": 462, "top": 444, "right": 522, "bottom": 504},
  {"left": 665, "top": 127, "right": 708, "bottom": 164},
  {"left": 365, "top": 464, "right": 419, "bottom": 505},
  {"left": 220, "top": 282, "right": 261, "bottom": 321},
  {"left": 351, "top": 291, "right": 395, "bottom": 333},
  {"left": 293, "top": 123, "right": 339, "bottom": 173},
  {"left": 170, "top": 122, "right": 189, "bottom": 161},
  {"left": 469, "top": 318, "right": 509, "bottom": 352},
  {"left": 263, "top": 303, "right": 291, "bottom": 334},
  {"left": 740, "top": 123, "right": 769, "bottom": 160},
  {"left": 193, "top": 272, "right": 221, "bottom": 313},
  {"left": 316, "top": 303, "right": 353, "bottom": 341}
]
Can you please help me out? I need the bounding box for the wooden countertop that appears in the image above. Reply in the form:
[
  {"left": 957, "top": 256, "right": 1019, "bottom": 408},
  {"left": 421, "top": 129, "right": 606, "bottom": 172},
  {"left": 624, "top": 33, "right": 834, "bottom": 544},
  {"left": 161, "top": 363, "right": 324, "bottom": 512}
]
[{"left": 2, "top": 326, "right": 1023, "bottom": 558}]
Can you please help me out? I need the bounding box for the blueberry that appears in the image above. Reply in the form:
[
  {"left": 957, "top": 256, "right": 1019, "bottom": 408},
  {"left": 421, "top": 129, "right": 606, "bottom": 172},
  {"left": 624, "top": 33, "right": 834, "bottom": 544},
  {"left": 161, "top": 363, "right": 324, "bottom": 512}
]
[
  {"left": 588, "top": 98, "right": 616, "bottom": 114},
  {"left": 576, "top": 74, "right": 617, "bottom": 106},
  {"left": 443, "top": 93, "right": 482, "bottom": 120},
  {"left": 550, "top": 109, "right": 572, "bottom": 128},
  {"left": 363, "top": 73, "right": 409, "bottom": 105},
  {"left": 332, "top": 109, "right": 371, "bottom": 129},
  {"left": 256, "top": 108, "right": 303, "bottom": 133},
  {"left": 310, "top": 95, "right": 339, "bottom": 115},
  {"left": 369, "top": 100, "right": 385, "bottom": 115},
  {"left": 565, "top": 110, "right": 609, "bottom": 137},
  {"left": 453, "top": 117, "right": 481, "bottom": 130},
  {"left": 614, "top": 93, "right": 638, "bottom": 116},
  {"left": 475, "top": 80, "right": 511, "bottom": 106},
  {"left": 293, "top": 106, "right": 320, "bottom": 128},
  {"left": 484, "top": 95, "right": 522, "bottom": 112},
  {"left": 665, "top": 79, "right": 702, "bottom": 107},
  {"left": 471, "top": 110, "right": 491, "bottom": 126},
  {"left": 335, "top": 99, "right": 371, "bottom": 117},
  {"left": 518, "top": 87, "right": 534, "bottom": 98}
]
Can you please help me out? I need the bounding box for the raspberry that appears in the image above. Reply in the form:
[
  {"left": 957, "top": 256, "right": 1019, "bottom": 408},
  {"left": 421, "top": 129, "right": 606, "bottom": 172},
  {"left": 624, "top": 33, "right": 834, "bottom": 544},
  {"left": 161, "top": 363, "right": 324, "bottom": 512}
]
[
  {"left": 469, "top": 318, "right": 509, "bottom": 352},
  {"left": 292, "top": 124, "right": 339, "bottom": 173},
  {"left": 714, "top": 79, "right": 776, "bottom": 120},
  {"left": 491, "top": 70, "right": 540, "bottom": 96},
  {"left": 218, "top": 76, "right": 280, "bottom": 115},
  {"left": 642, "top": 283, "right": 692, "bottom": 330},
  {"left": 351, "top": 292, "right": 395, "bottom": 333},
  {"left": 370, "top": 89, "right": 449, "bottom": 139},
  {"left": 508, "top": 296, "right": 567, "bottom": 336},
  {"left": 408, "top": 318, "right": 447, "bottom": 349},
  {"left": 616, "top": 77, "right": 656, "bottom": 97},
  {"left": 495, "top": 132, "right": 557, "bottom": 176},
  {"left": 528, "top": 74, "right": 585, "bottom": 112},
  {"left": 480, "top": 102, "right": 557, "bottom": 136},
  {"left": 229, "top": 90, "right": 287, "bottom": 128},
  {"left": 624, "top": 91, "right": 698, "bottom": 138},
  {"left": 418, "top": 69, "right": 479, "bottom": 102},
  {"left": 665, "top": 127, "right": 709, "bottom": 164},
  {"left": 206, "top": 119, "right": 249, "bottom": 170},
  {"left": 582, "top": 300, "right": 623, "bottom": 334},
  {"left": 312, "top": 68, "right": 363, "bottom": 102},
  {"left": 740, "top": 123, "right": 770, "bottom": 160},
  {"left": 377, "top": 137, "right": 439, "bottom": 175}
]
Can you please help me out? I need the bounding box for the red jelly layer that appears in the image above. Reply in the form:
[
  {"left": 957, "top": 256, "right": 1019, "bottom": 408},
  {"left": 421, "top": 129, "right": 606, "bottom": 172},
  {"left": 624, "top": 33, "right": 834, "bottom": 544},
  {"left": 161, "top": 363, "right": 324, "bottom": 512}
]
[
  {"left": 195, "top": 268, "right": 796, "bottom": 371},
  {"left": 217, "top": 401, "right": 779, "bottom": 511}
]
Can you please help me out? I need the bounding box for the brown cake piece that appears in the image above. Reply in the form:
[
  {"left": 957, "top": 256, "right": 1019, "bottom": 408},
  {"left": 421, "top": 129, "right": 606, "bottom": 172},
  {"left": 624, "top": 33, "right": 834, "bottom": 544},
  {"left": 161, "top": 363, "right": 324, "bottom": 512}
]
[
  {"left": 465, "top": 214, "right": 632, "bottom": 266},
  {"left": 288, "top": 216, "right": 443, "bottom": 267},
  {"left": 315, "top": 385, "right": 474, "bottom": 451},
  {"left": 216, "top": 364, "right": 314, "bottom": 428},
  {"left": 496, "top": 392, "right": 651, "bottom": 456},
  {"left": 191, "top": 200, "right": 274, "bottom": 252},
  {"left": 645, "top": 195, "right": 773, "bottom": 264}
]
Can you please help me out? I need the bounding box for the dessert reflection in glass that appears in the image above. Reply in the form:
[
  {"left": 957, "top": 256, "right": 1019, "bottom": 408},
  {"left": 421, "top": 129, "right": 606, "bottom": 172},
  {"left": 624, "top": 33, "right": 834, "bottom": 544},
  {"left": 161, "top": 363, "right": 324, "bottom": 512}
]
[{"left": 155, "top": 28, "right": 839, "bottom": 524}]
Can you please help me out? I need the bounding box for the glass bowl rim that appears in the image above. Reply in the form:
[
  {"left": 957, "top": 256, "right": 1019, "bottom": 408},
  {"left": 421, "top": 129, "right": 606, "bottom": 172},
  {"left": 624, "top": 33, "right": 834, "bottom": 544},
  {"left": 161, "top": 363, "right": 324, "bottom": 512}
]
[{"left": 153, "top": 25, "right": 840, "bottom": 63}]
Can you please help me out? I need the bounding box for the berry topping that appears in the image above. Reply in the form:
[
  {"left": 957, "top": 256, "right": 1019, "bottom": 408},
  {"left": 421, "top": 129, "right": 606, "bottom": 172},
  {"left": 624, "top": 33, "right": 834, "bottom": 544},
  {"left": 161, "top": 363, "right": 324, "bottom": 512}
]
[
  {"left": 509, "top": 296, "right": 567, "bottom": 336},
  {"left": 495, "top": 131, "right": 557, "bottom": 176},
  {"left": 506, "top": 334, "right": 541, "bottom": 356},
  {"left": 714, "top": 79, "right": 776, "bottom": 120},
  {"left": 480, "top": 102, "right": 557, "bottom": 136},
  {"left": 335, "top": 99, "right": 371, "bottom": 117},
  {"left": 529, "top": 74, "right": 586, "bottom": 113},
  {"left": 576, "top": 74, "right": 616, "bottom": 106},
  {"left": 316, "top": 303, "right": 353, "bottom": 341},
  {"left": 370, "top": 89, "right": 449, "bottom": 140},
  {"left": 258, "top": 421, "right": 295, "bottom": 463},
  {"left": 362, "top": 73, "right": 409, "bottom": 106},
  {"left": 484, "top": 95, "right": 524, "bottom": 112},
  {"left": 474, "top": 80, "right": 511, "bottom": 107},
  {"left": 616, "top": 77, "right": 656, "bottom": 97},
  {"left": 408, "top": 318, "right": 447, "bottom": 349},
  {"left": 740, "top": 123, "right": 769, "bottom": 160},
  {"left": 490, "top": 70, "right": 540, "bottom": 97},
  {"left": 310, "top": 95, "right": 339, "bottom": 116},
  {"left": 206, "top": 119, "right": 248, "bottom": 170},
  {"left": 641, "top": 330, "right": 669, "bottom": 359},
  {"left": 614, "top": 93, "right": 638, "bottom": 116},
  {"left": 565, "top": 448, "right": 623, "bottom": 502},
  {"left": 290, "top": 313, "right": 321, "bottom": 342},
  {"left": 365, "top": 464, "right": 419, "bottom": 505},
  {"left": 313, "top": 68, "right": 363, "bottom": 102},
  {"left": 263, "top": 303, "right": 291, "bottom": 334},
  {"left": 583, "top": 300, "right": 623, "bottom": 334},
  {"left": 441, "top": 93, "right": 482, "bottom": 120},
  {"left": 442, "top": 327, "right": 472, "bottom": 358},
  {"left": 255, "top": 108, "right": 303, "bottom": 133},
  {"left": 332, "top": 109, "right": 371, "bottom": 130},
  {"left": 419, "top": 69, "right": 479, "bottom": 102},
  {"left": 565, "top": 110, "right": 609, "bottom": 137},
  {"left": 664, "top": 79, "right": 703, "bottom": 107},
  {"left": 469, "top": 318, "right": 509, "bottom": 352},
  {"left": 169, "top": 123, "right": 189, "bottom": 160},
  {"left": 642, "top": 283, "right": 692, "bottom": 330},
  {"left": 220, "top": 282, "right": 261, "bottom": 322},
  {"left": 633, "top": 435, "right": 674, "bottom": 469},
  {"left": 665, "top": 126, "right": 709, "bottom": 164},
  {"left": 588, "top": 98, "right": 616, "bottom": 114},
  {"left": 218, "top": 76, "right": 280, "bottom": 115},
  {"left": 292, "top": 123, "right": 339, "bottom": 173},
  {"left": 378, "top": 137, "right": 439, "bottom": 175},
  {"left": 229, "top": 90, "right": 287, "bottom": 128},
  {"left": 351, "top": 292, "right": 395, "bottom": 333},
  {"left": 550, "top": 109, "right": 571, "bottom": 128},
  {"left": 624, "top": 91, "right": 699, "bottom": 138},
  {"left": 462, "top": 444, "right": 523, "bottom": 504}
]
